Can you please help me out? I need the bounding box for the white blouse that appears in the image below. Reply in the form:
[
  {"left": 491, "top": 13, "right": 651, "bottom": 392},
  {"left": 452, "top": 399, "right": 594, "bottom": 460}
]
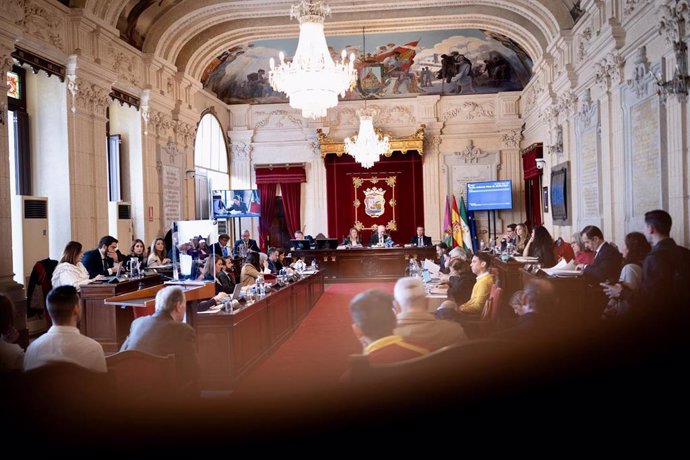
[{"left": 51, "top": 262, "right": 91, "bottom": 291}]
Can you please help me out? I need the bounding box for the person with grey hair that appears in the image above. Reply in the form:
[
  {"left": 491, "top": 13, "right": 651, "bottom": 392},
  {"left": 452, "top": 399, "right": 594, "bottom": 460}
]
[
  {"left": 493, "top": 279, "right": 556, "bottom": 341},
  {"left": 121, "top": 286, "right": 200, "bottom": 397},
  {"left": 393, "top": 277, "right": 466, "bottom": 350},
  {"left": 571, "top": 231, "right": 594, "bottom": 265}
]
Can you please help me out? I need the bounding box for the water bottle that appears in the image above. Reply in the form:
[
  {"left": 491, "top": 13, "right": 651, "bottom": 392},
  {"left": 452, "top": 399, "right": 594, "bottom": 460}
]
[
  {"left": 256, "top": 275, "right": 266, "bottom": 297},
  {"left": 279, "top": 267, "right": 287, "bottom": 284},
  {"left": 310, "top": 258, "right": 317, "bottom": 271},
  {"left": 501, "top": 249, "right": 510, "bottom": 262},
  {"left": 385, "top": 237, "right": 393, "bottom": 248},
  {"left": 480, "top": 240, "right": 486, "bottom": 252}
]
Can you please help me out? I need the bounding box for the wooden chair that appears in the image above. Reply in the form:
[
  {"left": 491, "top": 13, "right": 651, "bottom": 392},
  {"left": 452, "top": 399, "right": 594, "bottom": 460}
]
[
  {"left": 461, "top": 285, "right": 503, "bottom": 338},
  {"left": 106, "top": 350, "right": 177, "bottom": 405}
]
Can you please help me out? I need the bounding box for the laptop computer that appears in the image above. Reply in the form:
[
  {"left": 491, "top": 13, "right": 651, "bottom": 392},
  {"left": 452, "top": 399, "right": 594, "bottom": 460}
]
[
  {"left": 290, "top": 239, "right": 311, "bottom": 250},
  {"left": 421, "top": 268, "right": 432, "bottom": 283},
  {"left": 315, "top": 238, "right": 338, "bottom": 250},
  {"left": 99, "top": 262, "right": 123, "bottom": 283},
  {"left": 231, "top": 283, "right": 243, "bottom": 300}
]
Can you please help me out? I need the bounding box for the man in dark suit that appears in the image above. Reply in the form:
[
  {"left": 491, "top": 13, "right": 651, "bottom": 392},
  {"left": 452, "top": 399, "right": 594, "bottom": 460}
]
[
  {"left": 409, "top": 226, "right": 432, "bottom": 247},
  {"left": 369, "top": 225, "right": 389, "bottom": 247},
  {"left": 577, "top": 225, "right": 622, "bottom": 283},
  {"left": 211, "top": 234, "right": 231, "bottom": 257},
  {"left": 121, "top": 286, "right": 199, "bottom": 397},
  {"left": 234, "top": 230, "right": 260, "bottom": 254},
  {"left": 81, "top": 235, "right": 121, "bottom": 279},
  {"left": 228, "top": 195, "right": 248, "bottom": 213}
]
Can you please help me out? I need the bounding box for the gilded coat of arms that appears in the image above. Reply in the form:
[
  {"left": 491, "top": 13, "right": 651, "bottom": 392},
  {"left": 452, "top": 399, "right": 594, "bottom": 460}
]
[{"left": 363, "top": 187, "right": 386, "bottom": 218}]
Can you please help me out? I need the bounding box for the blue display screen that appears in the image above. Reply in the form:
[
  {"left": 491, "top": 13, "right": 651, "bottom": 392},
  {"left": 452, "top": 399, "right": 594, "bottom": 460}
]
[{"left": 466, "top": 180, "right": 513, "bottom": 211}]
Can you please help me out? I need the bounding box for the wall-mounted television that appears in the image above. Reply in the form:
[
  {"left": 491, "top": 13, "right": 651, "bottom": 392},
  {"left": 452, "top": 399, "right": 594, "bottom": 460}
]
[
  {"left": 212, "top": 189, "right": 261, "bottom": 219},
  {"left": 550, "top": 167, "right": 568, "bottom": 221},
  {"left": 466, "top": 180, "right": 513, "bottom": 211}
]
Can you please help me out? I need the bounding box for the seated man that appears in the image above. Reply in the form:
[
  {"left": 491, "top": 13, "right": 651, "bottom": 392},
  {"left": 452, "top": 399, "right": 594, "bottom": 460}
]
[
  {"left": 121, "top": 286, "right": 200, "bottom": 397},
  {"left": 24, "top": 286, "right": 107, "bottom": 373},
  {"left": 349, "top": 289, "right": 430, "bottom": 364},
  {"left": 409, "top": 226, "right": 432, "bottom": 247},
  {"left": 291, "top": 230, "right": 310, "bottom": 250},
  {"left": 503, "top": 223, "right": 517, "bottom": 245},
  {"left": 228, "top": 195, "right": 248, "bottom": 213},
  {"left": 393, "top": 277, "right": 466, "bottom": 350},
  {"left": 266, "top": 247, "right": 279, "bottom": 274},
  {"left": 493, "top": 280, "right": 555, "bottom": 341},
  {"left": 369, "top": 225, "right": 389, "bottom": 247},
  {"left": 81, "top": 235, "right": 122, "bottom": 279},
  {"left": 459, "top": 252, "right": 494, "bottom": 315},
  {"left": 234, "top": 230, "right": 260, "bottom": 254},
  {"left": 576, "top": 225, "right": 623, "bottom": 283}
]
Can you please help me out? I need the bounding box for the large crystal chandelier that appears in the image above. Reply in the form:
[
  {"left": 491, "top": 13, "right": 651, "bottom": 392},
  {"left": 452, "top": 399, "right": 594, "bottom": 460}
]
[
  {"left": 269, "top": 0, "right": 356, "bottom": 119},
  {"left": 344, "top": 107, "right": 390, "bottom": 169}
]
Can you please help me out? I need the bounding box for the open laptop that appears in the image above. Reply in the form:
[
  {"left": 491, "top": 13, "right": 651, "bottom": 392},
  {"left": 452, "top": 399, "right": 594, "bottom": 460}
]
[
  {"left": 99, "top": 262, "right": 123, "bottom": 283},
  {"left": 231, "top": 283, "right": 243, "bottom": 300},
  {"left": 290, "top": 239, "right": 312, "bottom": 250},
  {"left": 315, "top": 238, "right": 338, "bottom": 250}
]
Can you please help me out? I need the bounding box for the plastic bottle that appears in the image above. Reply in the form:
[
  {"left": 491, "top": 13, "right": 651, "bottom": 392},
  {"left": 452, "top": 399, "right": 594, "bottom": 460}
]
[
  {"left": 310, "top": 258, "right": 317, "bottom": 271},
  {"left": 256, "top": 275, "right": 266, "bottom": 297}
]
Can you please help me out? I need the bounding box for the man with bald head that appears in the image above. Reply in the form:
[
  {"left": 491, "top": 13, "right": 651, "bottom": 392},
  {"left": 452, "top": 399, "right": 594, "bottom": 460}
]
[{"left": 234, "top": 230, "right": 260, "bottom": 255}]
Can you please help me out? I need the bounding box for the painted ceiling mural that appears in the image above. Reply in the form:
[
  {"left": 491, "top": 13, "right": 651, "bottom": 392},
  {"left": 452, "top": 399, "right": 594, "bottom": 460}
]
[{"left": 202, "top": 29, "right": 533, "bottom": 105}]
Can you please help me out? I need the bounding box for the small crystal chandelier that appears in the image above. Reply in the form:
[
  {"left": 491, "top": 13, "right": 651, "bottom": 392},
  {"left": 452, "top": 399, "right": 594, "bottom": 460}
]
[
  {"left": 269, "top": 0, "right": 356, "bottom": 119},
  {"left": 344, "top": 107, "right": 390, "bottom": 169}
]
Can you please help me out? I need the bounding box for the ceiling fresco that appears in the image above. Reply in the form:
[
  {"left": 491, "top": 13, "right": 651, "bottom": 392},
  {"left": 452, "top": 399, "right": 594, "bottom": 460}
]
[{"left": 202, "top": 28, "right": 534, "bottom": 105}]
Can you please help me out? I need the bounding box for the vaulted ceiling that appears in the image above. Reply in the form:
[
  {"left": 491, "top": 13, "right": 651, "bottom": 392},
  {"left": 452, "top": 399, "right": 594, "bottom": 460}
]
[{"left": 71, "top": 0, "right": 579, "bottom": 82}]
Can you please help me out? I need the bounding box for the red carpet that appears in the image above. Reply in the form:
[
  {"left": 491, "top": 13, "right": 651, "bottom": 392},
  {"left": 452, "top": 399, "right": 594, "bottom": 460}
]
[{"left": 233, "top": 282, "right": 395, "bottom": 395}]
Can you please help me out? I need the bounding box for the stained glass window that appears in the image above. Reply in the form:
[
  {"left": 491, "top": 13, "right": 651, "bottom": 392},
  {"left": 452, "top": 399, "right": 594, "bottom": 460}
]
[{"left": 7, "top": 70, "right": 20, "bottom": 99}]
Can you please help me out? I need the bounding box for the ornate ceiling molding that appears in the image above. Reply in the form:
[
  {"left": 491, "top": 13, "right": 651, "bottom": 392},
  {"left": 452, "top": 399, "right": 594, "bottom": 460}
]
[
  {"left": 441, "top": 101, "right": 496, "bottom": 122},
  {"left": 4, "top": 0, "right": 66, "bottom": 52}
]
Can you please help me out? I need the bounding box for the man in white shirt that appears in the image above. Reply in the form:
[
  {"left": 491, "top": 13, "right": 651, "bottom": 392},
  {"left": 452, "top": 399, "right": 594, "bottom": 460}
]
[{"left": 24, "top": 285, "right": 106, "bottom": 373}]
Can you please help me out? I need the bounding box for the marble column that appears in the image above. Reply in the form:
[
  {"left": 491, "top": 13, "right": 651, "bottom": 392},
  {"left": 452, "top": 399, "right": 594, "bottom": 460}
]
[{"left": 304, "top": 135, "right": 328, "bottom": 236}]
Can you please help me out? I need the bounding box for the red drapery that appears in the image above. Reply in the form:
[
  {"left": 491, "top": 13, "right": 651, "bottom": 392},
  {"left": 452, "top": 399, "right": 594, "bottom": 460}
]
[
  {"left": 255, "top": 167, "right": 306, "bottom": 250},
  {"left": 325, "top": 151, "right": 424, "bottom": 244},
  {"left": 521, "top": 145, "right": 543, "bottom": 228},
  {"left": 280, "top": 182, "right": 302, "bottom": 236}
]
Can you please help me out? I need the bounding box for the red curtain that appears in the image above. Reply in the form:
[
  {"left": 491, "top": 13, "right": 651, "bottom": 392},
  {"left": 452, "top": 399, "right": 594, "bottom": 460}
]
[
  {"left": 325, "top": 151, "right": 424, "bottom": 244},
  {"left": 255, "top": 167, "right": 306, "bottom": 250},
  {"left": 257, "top": 183, "right": 277, "bottom": 252},
  {"left": 522, "top": 145, "right": 543, "bottom": 228},
  {"left": 280, "top": 182, "right": 301, "bottom": 236}
]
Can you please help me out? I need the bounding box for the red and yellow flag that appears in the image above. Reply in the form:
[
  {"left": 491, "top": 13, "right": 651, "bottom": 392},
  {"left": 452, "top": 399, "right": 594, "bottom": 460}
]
[{"left": 451, "top": 195, "right": 462, "bottom": 248}]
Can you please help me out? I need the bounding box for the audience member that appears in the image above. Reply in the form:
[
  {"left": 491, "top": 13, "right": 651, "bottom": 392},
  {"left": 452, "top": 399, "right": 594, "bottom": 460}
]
[
  {"left": 0, "top": 294, "right": 23, "bottom": 372},
  {"left": 234, "top": 230, "right": 260, "bottom": 254},
  {"left": 81, "top": 235, "right": 121, "bottom": 279},
  {"left": 349, "top": 289, "right": 430, "bottom": 364},
  {"left": 571, "top": 231, "right": 595, "bottom": 265},
  {"left": 125, "top": 239, "right": 148, "bottom": 270},
  {"left": 514, "top": 223, "right": 529, "bottom": 254},
  {"left": 240, "top": 252, "right": 262, "bottom": 286},
  {"left": 211, "top": 234, "right": 231, "bottom": 258},
  {"left": 458, "top": 252, "right": 494, "bottom": 315},
  {"left": 493, "top": 279, "right": 556, "bottom": 340},
  {"left": 148, "top": 238, "right": 172, "bottom": 268},
  {"left": 523, "top": 226, "right": 557, "bottom": 268},
  {"left": 576, "top": 225, "right": 623, "bottom": 283},
  {"left": 602, "top": 232, "right": 651, "bottom": 319},
  {"left": 24, "top": 286, "right": 106, "bottom": 372},
  {"left": 121, "top": 286, "right": 200, "bottom": 397},
  {"left": 52, "top": 241, "right": 102, "bottom": 291},
  {"left": 393, "top": 277, "right": 465, "bottom": 350}
]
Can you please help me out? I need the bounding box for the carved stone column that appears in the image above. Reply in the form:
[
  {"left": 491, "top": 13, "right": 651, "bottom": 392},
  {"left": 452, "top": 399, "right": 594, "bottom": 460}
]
[
  {"left": 423, "top": 132, "right": 442, "bottom": 239},
  {"left": 304, "top": 136, "right": 328, "bottom": 236},
  {"left": 0, "top": 43, "right": 25, "bottom": 303},
  {"left": 66, "top": 75, "right": 112, "bottom": 246},
  {"left": 228, "top": 130, "right": 254, "bottom": 189}
]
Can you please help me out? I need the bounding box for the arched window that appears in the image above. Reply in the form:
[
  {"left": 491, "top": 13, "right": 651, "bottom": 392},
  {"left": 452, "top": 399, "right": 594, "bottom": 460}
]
[{"left": 194, "top": 113, "right": 229, "bottom": 218}]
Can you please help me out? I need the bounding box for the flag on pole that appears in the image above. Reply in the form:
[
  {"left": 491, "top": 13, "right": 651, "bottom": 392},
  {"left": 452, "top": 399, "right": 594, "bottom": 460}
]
[
  {"left": 468, "top": 208, "right": 479, "bottom": 253},
  {"left": 451, "top": 195, "right": 462, "bottom": 248},
  {"left": 443, "top": 196, "right": 453, "bottom": 247},
  {"left": 459, "top": 196, "right": 473, "bottom": 252}
]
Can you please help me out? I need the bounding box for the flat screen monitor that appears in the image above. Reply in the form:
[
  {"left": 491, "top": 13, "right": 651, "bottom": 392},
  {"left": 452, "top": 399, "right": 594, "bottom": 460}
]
[
  {"left": 315, "top": 238, "right": 338, "bottom": 250},
  {"left": 290, "top": 239, "right": 312, "bottom": 250},
  {"left": 551, "top": 168, "right": 568, "bottom": 221},
  {"left": 212, "top": 189, "right": 261, "bottom": 219},
  {"left": 466, "top": 180, "right": 513, "bottom": 211}
]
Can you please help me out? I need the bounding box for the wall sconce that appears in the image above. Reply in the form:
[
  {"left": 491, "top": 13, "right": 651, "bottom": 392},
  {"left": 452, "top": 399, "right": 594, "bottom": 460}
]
[
  {"left": 654, "top": 0, "right": 690, "bottom": 102},
  {"left": 536, "top": 158, "right": 546, "bottom": 170}
]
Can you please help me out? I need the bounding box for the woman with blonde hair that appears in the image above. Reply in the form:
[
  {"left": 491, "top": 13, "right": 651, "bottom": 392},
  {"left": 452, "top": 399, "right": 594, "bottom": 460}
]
[
  {"left": 52, "top": 241, "right": 102, "bottom": 290},
  {"left": 514, "top": 224, "right": 529, "bottom": 254}
]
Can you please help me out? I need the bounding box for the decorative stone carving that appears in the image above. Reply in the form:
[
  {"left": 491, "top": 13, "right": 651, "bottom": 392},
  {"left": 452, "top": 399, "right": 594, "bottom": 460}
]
[
  {"left": 500, "top": 129, "right": 523, "bottom": 149},
  {"left": 374, "top": 105, "right": 416, "bottom": 125},
  {"left": 658, "top": 0, "right": 690, "bottom": 45},
  {"left": 577, "top": 27, "right": 592, "bottom": 61},
  {"left": 441, "top": 102, "right": 495, "bottom": 122},
  {"left": 627, "top": 46, "right": 650, "bottom": 98},
  {"left": 594, "top": 52, "right": 625, "bottom": 90},
  {"left": 331, "top": 107, "right": 359, "bottom": 127},
  {"left": 8, "top": 0, "right": 65, "bottom": 51},
  {"left": 624, "top": 0, "right": 653, "bottom": 16},
  {"left": 161, "top": 139, "right": 181, "bottom": 163},
  {"left": 427, "top": 135, "right": 442, "bottom": 154},
  {"left": 150, "top": 111, "right": 174, "bottom": 137},
  {"left": 173, "top": 120, "right": 196, "bottom": 147},
  {"left": 578, "top": 89, "right": 598, "bottom": 129},
  {"left": 522, "top": 76, "right": 545, "bottom": 113},
  {"left": 454, "top": 140, "right": 487, "bottom": 163},
  {"left": 231, "top": 141, "right": 252, "bottom": 160},
  {"left": 309, "top": 138, "right": 321, "bottom": 157},
  {"left": 546, "top": 125, "right": 564, "bottom": 156},
  {"left": 0, "top": 44, "right": 13, "bottom": 74},
  {"left": 538, "top": 105, "right": 559, "bottom": 126},
  {"left": 166, "top": 77, "right": 174, "bottom": 95},
  {"left": 108, "top": 46, "right": 139, "bottom": 86},
  {"left": 556, "top": 91, "right": 578, "bottom": 115},
  {"left": 141, "top": 89, "right": 150, "bottom": 135},
  {"left": 0, "top": 101, "right": 6, "bottom": 126},
  {"left": 72, "top": 78, "right": 111, "bottom": 115},
  {"left": 254, "top": 110, "right": 304, "bottom": 129}
]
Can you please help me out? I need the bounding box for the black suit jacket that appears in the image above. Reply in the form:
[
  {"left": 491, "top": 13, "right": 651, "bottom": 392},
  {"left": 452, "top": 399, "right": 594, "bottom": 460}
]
[
  {"left": 121, "top": 312, "right": 199, "bottom": 395},
  {"left": 210, "top": 242, "right": 229, "bottom": 257},
  {"left": 409, "top": 235, "right": 432, "bottom": 247},
  {"left": 81, "top": 249, "right": 114, "bottom": 279},
  {"left": 234, "top": 239, "right": 260, "bottom": 253},
  {"left": 583, "top": 242, "right": 623, "bottom": 283},
  {"left": 369, "top": 233, "right": 388, "bottom": 246}
]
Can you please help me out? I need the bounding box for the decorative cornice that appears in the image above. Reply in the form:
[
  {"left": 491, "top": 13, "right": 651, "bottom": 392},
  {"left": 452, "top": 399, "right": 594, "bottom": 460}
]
[
  {"left": 658, "top": 0, "right": 690, "bottom": 45},
  {"left": 11, "top": 47, "right": 65, "bottom": 81},
  {"left": 7, "top": 0, "right": 65, "bottom": 51},
  {"left": 441, "top": 101, "right": 495, "bottom": 122},
  {"left": 317, "top": 125, "right": 425, "bottom": 158},
  {"left": 72, "top": 78, "right": 111, "bottom": 115},
  {"left": 593, "top": 52, "right": 625, "bottom": 90},
  {"left": 108, "top": 46, "right": 140, "bottom": 86},
  {"left": 254, "top": 110, "right": 304, "bottom": 130}
]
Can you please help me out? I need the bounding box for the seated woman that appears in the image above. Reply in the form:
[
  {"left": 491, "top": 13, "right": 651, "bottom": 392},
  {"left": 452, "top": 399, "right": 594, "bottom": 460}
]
[
  {"left": 523, "top": 226, "right": 557, "bottom": 268},
  {"left": 341, "top": 227, "right": 363, "bottom": 248},
  {"left": 602, "top": 231, "right": 651, "bottom": 318},
  {"left": 124, "top": 239, "right": 148, "bottom": 271},
  {"left": 240, "top": 252, "right": 261, "bottom": 287},
  {"left": 148, "top": 238, "right": 172, "bottom": 267},
  {"left": 52, "top": 241, "right": 103, "bottom": 291},
  {"left": 275, "top": 248, "right": 285, "bottom": 272},
  {"left": 445, "top": 258, "right": 477, "bottom": 306},
  {"left": 436, "top": 243, "right": 450, "bottom": 275},
  {"left": 201, "top": 256, "right": 235, "bottom": 295},
  {"left": 571, "top": 231, "right": 595, "bottom": 265},
  {"left": 514, "top": 224, "right": 529, "bottom": 254},
  {"left": 197, "top": 239, "right": 210, "bottom": 261}
]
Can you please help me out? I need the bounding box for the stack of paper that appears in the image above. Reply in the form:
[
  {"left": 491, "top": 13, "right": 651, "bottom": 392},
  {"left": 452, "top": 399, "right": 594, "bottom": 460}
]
[
  {"left": 542, "top": 259, "right": 582, "bottom": 277},
  {"left": 423, "top": 259, "right": 441, "bottom": 276}
]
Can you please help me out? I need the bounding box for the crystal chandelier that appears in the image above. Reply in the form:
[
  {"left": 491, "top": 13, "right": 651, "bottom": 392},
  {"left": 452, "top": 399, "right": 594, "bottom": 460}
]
[
  {"left": 269, "top": 0, "right": 356, "bottom": 119},
  {"left": 344, "top": 107, "right": 390, "bottom": 169}
]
